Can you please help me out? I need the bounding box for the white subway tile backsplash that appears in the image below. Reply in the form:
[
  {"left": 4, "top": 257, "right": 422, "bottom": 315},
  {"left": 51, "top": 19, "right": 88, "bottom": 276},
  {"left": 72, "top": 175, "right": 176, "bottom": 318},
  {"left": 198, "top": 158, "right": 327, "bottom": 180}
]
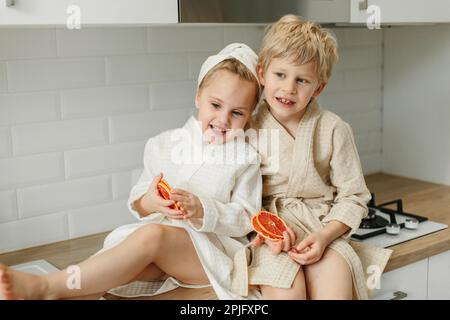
[
  {"left": 150, "top": 80, "right": 196, "bottom": 110},
  {"left": 0, "top": 127, "right": 11, "bottom": 158},
  {"left": 61, "top": 85, "right": 148, "bottom": 119},
  {"left": 0, "top": 91, "right": 59, "bottom": 126},
  {"left": 345, "top": 68, "right": 382, "bottom": 91},
  {"left": 360, "top": 153, "right": 382, "bottom": 175},
  {"left": 0, "top": 26, "right": 384, "bottom": 251},
  {"left": 107, "top": 54, "right": 188, "bottom": 85},
  {"left": 0, "top": 190, "right": 17, "bottom": 223},
  {"left": 323, "top": 70, "right": 345, "bottom": 94},
  {"left": 0, "top": 63, "right": 7, "bottom": 92},
  {"left": 343, "top": 29, "right": 383, "bottom": 47},
  {"left": 68, "top": 201, "right": 136, "bottom": 238},
  {"left": 188, "top": 51, "right": 216, "bottom": 80},
  {"left": 0, "top": 29, "right": 56, "bottom": 60},
  {"left": 354, "top": 131, "right": 382, "bottom": 156},
  {"left": 223, "top": 26, "right": 265, "bottom": 52},
  {"left": 0, "top": 212, "right": 68, "bottom": 253},
  {"left": 0, "top": 153, "right": 64, "bottom": 190},
  {"left": 12, "top": 118, "right": 108, "bottom": 155},
  {"left": 109, "top": 109, "right": 191, "bottom": 143},
  {"left": 318, "top": 90, "right": 381, "bottom": 114},
  {"left": 342, "top": 110, "right": 381, "bottom": 135},
  {"left": 148, "top": 27, "right": 224, "bottom": 53},
  {"left": 57, "top": 28, "right": 147, "bottom": 57},
  {"left": 112, "top": 171, "right": 134, "bottom": 200},
  {"left": 7, "top": 58, "right": 106, "bottom": 92},
  {"left": 17, "top": 175, "right": 111, "bottom": 219},
  {"left": 65, "top": 141, "right": 145, "bottom": 179},
  {"left": 337, "top": 46, "right": 383, "bottom": 71}
]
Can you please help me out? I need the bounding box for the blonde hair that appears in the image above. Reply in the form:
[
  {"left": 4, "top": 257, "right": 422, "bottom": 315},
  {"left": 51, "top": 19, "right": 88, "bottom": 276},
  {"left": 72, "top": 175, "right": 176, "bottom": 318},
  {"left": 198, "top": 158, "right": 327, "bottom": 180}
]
[
  {"left": 198, "top": 58, "right": 260, "bottom": 106},
  {"left": 258, "top": 15, "right": 338, "bottom": 82}
]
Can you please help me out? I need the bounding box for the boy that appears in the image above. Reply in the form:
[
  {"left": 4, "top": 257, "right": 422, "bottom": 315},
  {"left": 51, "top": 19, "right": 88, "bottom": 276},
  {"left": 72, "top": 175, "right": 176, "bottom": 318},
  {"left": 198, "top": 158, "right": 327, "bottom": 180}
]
[{"left": 232, "top": 15, "right": 392, "bottom": 300}]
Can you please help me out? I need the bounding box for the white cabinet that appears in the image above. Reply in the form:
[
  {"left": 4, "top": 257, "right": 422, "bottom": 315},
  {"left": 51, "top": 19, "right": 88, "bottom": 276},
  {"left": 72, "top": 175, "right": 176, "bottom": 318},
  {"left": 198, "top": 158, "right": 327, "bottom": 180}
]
[
  {"left": 297, "top": 0, "right": 450, "bottom": 24},
  {"left": 428, "top": 250, "right": 450, "bottom": 299},
  {"left": 372, "top": 258, "right": 428, "bottom": 300},
  {"left": 370, "top": 249, "right": 450, "bottom": 300},
  {"left": 0, "top": 0, "right": 178, "bottom": 26}
]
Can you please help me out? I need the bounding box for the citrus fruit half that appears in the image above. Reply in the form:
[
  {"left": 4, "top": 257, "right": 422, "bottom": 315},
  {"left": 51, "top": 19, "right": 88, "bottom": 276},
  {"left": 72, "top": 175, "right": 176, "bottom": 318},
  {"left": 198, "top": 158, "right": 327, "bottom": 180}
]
[
  {"left": 252, "top": 211, "right": 287, "bottom": 240},
  {"left": 157, "top": 178, "right": 180, "bottom": 210}
]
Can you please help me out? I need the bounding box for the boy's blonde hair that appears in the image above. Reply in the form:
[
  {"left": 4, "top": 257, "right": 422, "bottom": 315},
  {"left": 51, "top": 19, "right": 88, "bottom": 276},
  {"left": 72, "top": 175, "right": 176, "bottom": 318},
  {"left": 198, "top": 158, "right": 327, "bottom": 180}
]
[
  {"left": 258, "top": 15, "right": 338, "bottom": 83},
  {"left": 198, "top": 58, "right": 260, "bottom": 106}
]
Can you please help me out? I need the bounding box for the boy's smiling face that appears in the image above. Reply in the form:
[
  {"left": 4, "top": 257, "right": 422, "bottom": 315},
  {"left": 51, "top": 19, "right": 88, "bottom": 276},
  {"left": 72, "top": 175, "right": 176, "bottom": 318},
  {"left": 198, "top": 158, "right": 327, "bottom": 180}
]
[
  {"left": 258, "top": 57, "right": 326, "bottom": 126},
  {"left": 196, "top": 69, "right": 257, "bottom": 144}
]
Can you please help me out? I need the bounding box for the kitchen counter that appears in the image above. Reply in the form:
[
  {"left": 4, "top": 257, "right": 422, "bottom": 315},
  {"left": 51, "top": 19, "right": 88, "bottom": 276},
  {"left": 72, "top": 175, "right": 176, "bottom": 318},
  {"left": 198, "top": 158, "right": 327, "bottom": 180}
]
[{"left": 1, "top": 173, "right": 449, "bottom": 299}]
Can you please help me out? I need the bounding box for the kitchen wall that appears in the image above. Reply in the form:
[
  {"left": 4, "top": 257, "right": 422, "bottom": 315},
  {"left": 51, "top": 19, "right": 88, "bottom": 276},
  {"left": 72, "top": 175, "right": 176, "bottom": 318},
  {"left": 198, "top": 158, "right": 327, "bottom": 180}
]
[
  {"left": 0, "top": 26, "right": 383, "bottom": 252},
  {"left": 383, "top": 25, "right": 450, "bottom": 185}
]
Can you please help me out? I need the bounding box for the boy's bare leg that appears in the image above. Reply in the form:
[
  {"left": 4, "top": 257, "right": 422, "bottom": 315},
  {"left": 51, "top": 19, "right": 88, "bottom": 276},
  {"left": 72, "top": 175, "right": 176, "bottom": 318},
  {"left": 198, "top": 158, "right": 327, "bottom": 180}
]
[
  {"left": 260, "top": 268, "right": 307, "bottom": 300},
  {"left": 304, "top": 248, "right": 353, "bottom": 300},
  {"left": 0, "top": 224, "right": 208, "bottom": 300}
]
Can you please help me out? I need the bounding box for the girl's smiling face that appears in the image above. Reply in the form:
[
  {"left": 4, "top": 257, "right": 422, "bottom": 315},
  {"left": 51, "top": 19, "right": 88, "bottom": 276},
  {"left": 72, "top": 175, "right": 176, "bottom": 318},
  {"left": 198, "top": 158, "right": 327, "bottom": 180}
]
[
  {"left": 196, "top": 69, "right": 258, "bottom": 144},
  {"left": 258, "top": 57, "right": 326, "bottom": 126}
]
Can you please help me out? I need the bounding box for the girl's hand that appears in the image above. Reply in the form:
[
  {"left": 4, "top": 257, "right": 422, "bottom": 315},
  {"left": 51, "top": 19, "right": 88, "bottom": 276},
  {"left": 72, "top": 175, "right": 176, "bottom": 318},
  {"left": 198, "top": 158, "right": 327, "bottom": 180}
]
[
  {"left": 170, "top": 189, "right": 204, "bottom": 220},
  {"left": 288, "top": 232, "right": 328, "bottom": 265},
  {"left": 139, "top": 173, "right": 184, "bottom": 219},
  {"left": 251, "top": 227, "right": 296, "bottom": 255}
]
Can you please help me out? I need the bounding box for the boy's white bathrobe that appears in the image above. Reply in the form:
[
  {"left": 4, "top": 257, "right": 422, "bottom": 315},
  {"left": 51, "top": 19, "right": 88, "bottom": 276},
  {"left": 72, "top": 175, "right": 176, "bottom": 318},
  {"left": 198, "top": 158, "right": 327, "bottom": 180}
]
[{"left": 97, "top": 116, "right": 262, "bottom": 300}]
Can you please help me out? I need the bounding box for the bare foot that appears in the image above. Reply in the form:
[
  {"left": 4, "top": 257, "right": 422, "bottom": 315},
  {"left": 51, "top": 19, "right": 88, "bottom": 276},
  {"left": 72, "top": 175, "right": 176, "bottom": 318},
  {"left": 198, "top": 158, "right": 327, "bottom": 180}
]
[{"left": 0, "top": 264, "right": 48, "bottom": 300}]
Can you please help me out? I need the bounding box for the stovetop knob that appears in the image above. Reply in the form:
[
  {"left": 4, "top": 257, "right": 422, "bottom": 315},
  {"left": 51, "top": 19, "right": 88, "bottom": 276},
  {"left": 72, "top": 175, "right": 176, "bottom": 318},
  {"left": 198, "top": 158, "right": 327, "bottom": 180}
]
[
  {"left": 405, "top": 218, "right": 419, "bottom": 230},
  {"left": 386, "top": 223, "right": 400, "bottom": 235}
]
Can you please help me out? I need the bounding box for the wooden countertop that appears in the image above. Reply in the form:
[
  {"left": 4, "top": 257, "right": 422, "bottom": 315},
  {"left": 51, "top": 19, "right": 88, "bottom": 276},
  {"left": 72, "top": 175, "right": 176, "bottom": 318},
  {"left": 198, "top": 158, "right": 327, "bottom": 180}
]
[{"left": 1, "top": 173, "right": 449, "bottom": 299}]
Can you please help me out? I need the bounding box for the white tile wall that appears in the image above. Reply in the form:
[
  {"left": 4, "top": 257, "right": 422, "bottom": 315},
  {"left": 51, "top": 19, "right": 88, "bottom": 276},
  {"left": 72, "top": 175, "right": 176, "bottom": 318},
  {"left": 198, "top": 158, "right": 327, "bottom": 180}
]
[
  {"left": 0, "top": 29, "right": 57, "bottom": 60},
  {"left": 7, "top": 58, "right": 106, "bottom": 92},
  {"left": 17, "top": 175, "right": 111, "bottom": 219},
  {"left": 12, "top": 118, "right": 108, "bottom": 155},
  {"left": 0, "top": 127, "right": 11, "bottom": 158},
  {"left": 0, "top": 190, "right": 17, "bottom": 223},
  {"left": 0, "top": 63, "right": 7, "bottom": 92},
  {"left": 0, "top": 26, "right": 383, "bottom": 253},
  {"left": 0, "top": 91, "right": 59, "bottom": 126},
  {"left": 68, "top": 201, "right": 136, "bottom": 238},
  {"left": 61, "top": 85, "right": 149, "bottom": 119},
  {"left": 56, "top": 28, "right": 147, "bottom": 57},
  {"left": 0, "top": 152, "right": 64, "bottom": 189}
]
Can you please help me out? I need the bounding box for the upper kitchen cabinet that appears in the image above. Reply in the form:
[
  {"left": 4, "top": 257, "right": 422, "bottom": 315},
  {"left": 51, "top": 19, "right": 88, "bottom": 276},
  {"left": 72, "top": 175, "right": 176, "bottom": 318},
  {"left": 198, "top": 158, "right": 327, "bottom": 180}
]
[
  {"left": 298, "top": 0, "right": 450, "bottom": 25},
  {"left": 0, "top": 0, "right": 178, "bottom": 26}
]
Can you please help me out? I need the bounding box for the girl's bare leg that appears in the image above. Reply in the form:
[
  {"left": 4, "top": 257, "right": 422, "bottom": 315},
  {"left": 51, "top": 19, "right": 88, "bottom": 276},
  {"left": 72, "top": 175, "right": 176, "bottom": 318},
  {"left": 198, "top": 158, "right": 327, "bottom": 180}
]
[
  {"left": 64, "top": 264, "right": 167, "bottom": 300},
  {"left": 304, "top": 248, "right": 353, "bottom": 300},
  {"left": 0, "top": 224, "right": 208, "bottom": 300},
  {"left": 260, "top": 267, "right": 307, "bottom": 300}
]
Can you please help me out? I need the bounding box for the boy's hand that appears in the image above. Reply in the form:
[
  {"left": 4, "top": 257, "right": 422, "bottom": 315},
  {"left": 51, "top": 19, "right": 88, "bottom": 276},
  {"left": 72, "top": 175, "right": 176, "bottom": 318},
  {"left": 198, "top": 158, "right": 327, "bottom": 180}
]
[
  {"left": 170, "top": 189, "right": 204, "bottom": 220},
  {"left": 139, "top": 173, "right": 184, "bottom": 219},
  {"left": 288, "top": 232, "right": 328, "bottom": 265},
  {"left": 251, "top": 227, "right": 296, "bottom": 255}
]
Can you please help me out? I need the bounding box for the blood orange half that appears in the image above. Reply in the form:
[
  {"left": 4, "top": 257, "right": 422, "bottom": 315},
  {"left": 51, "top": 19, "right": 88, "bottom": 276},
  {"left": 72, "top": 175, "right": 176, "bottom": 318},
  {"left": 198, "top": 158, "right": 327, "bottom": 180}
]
[
  {"left": 252, "top": 211, "right": 287, "bottom": 240},
  {"left": 157, "top": 178, "right": 180, "bottom": 210},
  {"left": 251, "top": 215, "right": 281, "bottom": 240}
]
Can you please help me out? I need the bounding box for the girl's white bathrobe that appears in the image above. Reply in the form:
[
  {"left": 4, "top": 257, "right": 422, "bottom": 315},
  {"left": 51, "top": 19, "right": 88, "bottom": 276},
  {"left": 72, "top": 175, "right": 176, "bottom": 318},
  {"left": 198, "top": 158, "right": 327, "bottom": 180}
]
[{"left": 98, "top": 116, "right": 262, "bottom": 300}]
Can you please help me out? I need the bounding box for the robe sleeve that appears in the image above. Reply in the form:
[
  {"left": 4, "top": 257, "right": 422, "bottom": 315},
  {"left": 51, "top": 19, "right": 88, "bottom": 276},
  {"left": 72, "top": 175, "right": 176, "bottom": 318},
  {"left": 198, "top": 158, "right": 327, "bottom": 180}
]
[
  {"left": 188, "top": 155, "right": 262, "bottom": 238},
  {"left": 322, "top": 120, "right": 371, "bottom": 238},
  {"left": 127, "top": 138, "right": 158, "bottom": 221}
]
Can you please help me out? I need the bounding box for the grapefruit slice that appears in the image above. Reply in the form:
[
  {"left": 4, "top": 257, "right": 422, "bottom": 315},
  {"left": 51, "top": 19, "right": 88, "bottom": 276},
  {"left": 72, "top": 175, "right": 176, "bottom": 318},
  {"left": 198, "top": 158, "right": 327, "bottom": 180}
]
[
  {"left": 157, "top": 178, "right": 180, "bottom": 210},
  {"left": 252, "top": 211, "right": 287, "bottom": 240},
  {"left": 251, "top": 215, "right": 281, "bottom": 241}
]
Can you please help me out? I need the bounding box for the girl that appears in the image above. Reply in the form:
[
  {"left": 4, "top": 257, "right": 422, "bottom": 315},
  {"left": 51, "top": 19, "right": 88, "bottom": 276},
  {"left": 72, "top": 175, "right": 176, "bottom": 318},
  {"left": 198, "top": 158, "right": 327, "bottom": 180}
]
[{"left": 0, "top": 43, "right": 262, "bottom": 300}]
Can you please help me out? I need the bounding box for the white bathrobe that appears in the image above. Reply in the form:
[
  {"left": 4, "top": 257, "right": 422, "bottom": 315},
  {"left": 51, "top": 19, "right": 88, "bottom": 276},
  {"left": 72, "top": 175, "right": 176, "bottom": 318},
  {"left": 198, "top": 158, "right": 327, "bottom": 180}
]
[{"left": 98, "top": 116, "right": 262, "bottom": 300}]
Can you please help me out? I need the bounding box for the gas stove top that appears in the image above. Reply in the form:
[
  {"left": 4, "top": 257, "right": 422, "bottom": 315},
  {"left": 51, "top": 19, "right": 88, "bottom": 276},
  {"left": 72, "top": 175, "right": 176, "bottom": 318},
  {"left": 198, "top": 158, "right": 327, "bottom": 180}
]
[{"left": 351, "top": 194, "right": 448, "bottom": 248}]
